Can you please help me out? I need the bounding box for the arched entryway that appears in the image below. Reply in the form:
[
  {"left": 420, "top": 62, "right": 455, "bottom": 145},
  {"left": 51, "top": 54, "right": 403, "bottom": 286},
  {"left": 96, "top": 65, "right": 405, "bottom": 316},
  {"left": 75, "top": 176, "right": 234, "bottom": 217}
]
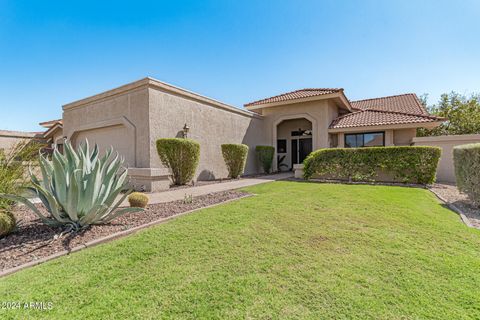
[{"left": 273, "top": 114, "right": 316, "bottom": 171}]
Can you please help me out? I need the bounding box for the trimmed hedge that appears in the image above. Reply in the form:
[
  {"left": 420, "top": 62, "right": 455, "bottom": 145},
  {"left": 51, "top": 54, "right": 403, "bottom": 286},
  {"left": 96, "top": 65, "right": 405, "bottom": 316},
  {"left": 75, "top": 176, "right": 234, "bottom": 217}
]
[
  {"left": 221, "top": 144, "right": 249, "bottom": 178},
  {"left": 454, "top": 143, "right": 480, "bottom": 207},
  {"left": 255, "top": 146, "right": 275, "bottom": 174},
  {"left": 156, "top": 138, "right": 200, "bottom": 185},
  {"left": 303, "top": 146, "right": 441, "bottom": 184}
]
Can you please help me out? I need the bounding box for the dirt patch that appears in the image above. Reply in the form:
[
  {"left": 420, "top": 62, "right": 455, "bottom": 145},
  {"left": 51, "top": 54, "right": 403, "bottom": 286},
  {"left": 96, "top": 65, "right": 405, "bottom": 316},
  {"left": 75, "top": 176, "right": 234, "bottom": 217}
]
[
  {"left": 429, "top": 183, "right": 480, "bottom": 229},
  {"left": 0, "top": 190, "right": 249, "bottom": 271},
  {"left": 308, "top": 236, "right": 329, "bottom": 247}
]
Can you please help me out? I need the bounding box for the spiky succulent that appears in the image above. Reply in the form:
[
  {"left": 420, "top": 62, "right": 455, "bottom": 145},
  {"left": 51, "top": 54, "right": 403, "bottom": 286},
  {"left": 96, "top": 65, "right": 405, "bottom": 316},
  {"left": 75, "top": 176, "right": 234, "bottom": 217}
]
[{"left": 0, "top": 140, "right": 142, "bottom": 230}]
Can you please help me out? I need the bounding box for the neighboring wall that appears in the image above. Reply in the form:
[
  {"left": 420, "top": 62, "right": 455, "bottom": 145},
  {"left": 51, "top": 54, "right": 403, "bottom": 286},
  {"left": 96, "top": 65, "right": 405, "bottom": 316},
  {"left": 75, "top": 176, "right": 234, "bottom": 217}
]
[
  {"left": 0, "top": 130, "right": 38, "bottom": 153},
  {"left": 412, "top": 134, "right": 480, "bottom": 183},
  {"left": 148, "top": 85, "right": 266, "bottom": 180}
]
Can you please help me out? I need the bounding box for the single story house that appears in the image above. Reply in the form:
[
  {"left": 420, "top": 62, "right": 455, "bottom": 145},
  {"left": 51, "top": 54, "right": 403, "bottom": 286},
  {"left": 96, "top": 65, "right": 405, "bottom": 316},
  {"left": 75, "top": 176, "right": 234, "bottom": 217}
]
[
  {"left": 0, "top": 119, "right": 63, "bottom": 155},
  {"left": 0, "top": 130, "right": 43, "bottom": 153},
  {"left": 54, "top": 77, "right": 446, "bottom": 191}
]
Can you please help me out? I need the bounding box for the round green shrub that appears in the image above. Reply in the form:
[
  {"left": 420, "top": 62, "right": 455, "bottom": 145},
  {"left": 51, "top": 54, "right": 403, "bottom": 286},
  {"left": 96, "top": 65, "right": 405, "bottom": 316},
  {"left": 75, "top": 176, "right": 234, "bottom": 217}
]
[
  {"left": 255, "top": 145, "right": 275, "bottom": 174},
  {"left": 221, "top": 144, "right": 249, "bottom": 178},
  {"left": 128, "top": 192, "right": 149, "bottom": 208},
  {"left": 454, "top": 143, "right": 480, "bottom": 207},
  {"left": 156, "top": 138, "right": 200, "bottom": 185},
  {"left": 303, "top": 146, "right": 441, "bottom": 184},
  {"left": 0, "top": 210, "right": 16, "bottom": 237}
]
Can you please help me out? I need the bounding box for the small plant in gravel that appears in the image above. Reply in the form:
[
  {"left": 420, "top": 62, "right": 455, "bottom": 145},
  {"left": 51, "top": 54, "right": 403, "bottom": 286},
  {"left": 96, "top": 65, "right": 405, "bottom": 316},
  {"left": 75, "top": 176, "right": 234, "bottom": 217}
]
[
  {"left": 0, "top": 210, "right": 16, "bottom": 237},
  {"left": 221, "top": 144, "right": 249, "bottom": 178},
  {"left": 156, "top": 138, "right": 200, "bottom": 185},
  {"left": 454, "top": 143, "right": 480, "bottom": 206},
  {"left": 255, "top": 146, "right": 275, "bottom": 174},
  {"left": 0, "top": 140, "right": 143, "bottom": 231},
  {"left": 128, "top": 192, "right": 149, "bottom": 208},
  {"left": 183, "top": 193, "right": 194, "bottom": 204}
]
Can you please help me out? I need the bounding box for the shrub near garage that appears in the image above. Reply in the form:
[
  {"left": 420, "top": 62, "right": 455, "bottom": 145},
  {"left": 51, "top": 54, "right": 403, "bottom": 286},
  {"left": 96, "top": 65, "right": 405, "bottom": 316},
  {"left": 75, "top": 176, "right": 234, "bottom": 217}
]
[
  {"left": 255, "top": 146, "right": 275, "bottom": 174},
  {"left": 221, "top": 144, "right": 249, "bottom": 178},
  {"left": 303, "top": 146, "right": 441, "bottom": 184},
  {"left": 454, "top": 143, "right": 480, "bottom": 206},
  {"left": 156, "top": 138, "right": 200, "bottom": 185}
]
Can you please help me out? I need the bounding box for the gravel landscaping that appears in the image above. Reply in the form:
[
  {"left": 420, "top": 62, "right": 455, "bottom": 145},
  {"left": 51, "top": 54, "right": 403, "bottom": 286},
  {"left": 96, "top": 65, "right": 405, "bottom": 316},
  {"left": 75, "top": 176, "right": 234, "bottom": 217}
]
[
  {"left": 0, "top": 190, "right": 249, "bottom": 271},
  {"left": 429, "top": 183, "right": 480, "bottom": 229}
]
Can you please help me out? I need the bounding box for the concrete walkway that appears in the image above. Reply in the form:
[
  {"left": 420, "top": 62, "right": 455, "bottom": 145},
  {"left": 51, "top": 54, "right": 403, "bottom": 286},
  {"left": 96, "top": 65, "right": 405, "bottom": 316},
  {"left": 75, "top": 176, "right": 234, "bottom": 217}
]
[{"left": 124, "top": 172, "right": 293, "bottom": 206}]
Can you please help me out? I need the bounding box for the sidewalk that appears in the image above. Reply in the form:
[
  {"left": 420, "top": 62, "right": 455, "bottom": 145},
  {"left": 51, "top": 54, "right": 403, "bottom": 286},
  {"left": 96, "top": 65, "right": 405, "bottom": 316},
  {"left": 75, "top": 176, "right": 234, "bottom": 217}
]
[{"left": 123, "top": 172, "right": 293, "bottom": 205}]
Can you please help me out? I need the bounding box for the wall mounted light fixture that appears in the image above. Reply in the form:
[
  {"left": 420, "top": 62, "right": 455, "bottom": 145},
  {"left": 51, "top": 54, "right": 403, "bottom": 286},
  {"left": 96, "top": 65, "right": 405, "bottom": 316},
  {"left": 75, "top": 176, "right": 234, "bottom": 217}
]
[{"left": 182, "top": 123, "right": 190, "bottom": 138}]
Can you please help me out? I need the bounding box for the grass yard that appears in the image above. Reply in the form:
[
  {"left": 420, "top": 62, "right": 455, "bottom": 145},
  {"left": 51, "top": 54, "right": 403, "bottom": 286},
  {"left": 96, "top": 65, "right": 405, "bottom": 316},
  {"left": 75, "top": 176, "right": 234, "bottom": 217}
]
[{"left": 1, "top": 181, "right": 480, "bottom": 319}]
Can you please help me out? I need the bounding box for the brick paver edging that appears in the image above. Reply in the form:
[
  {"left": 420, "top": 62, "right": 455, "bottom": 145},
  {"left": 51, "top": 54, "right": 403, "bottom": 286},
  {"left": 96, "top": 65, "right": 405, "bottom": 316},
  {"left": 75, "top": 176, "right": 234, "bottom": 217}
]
[{"left": 0, "top": 194, "right": 254, "bottom": 279}]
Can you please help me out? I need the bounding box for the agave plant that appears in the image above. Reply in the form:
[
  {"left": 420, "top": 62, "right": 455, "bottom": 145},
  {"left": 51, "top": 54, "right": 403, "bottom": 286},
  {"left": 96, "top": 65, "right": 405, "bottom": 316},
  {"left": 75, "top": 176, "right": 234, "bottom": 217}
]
[{"left": 0, "top": 140, "right": 142, "bottom": 230}]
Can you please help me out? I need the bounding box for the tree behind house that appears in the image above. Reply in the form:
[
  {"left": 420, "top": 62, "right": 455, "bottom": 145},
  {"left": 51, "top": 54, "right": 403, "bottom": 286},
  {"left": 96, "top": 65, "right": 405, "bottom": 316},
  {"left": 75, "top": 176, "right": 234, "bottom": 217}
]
[{"left": 417, "top": 92, "right": 480, "bottom": 136}]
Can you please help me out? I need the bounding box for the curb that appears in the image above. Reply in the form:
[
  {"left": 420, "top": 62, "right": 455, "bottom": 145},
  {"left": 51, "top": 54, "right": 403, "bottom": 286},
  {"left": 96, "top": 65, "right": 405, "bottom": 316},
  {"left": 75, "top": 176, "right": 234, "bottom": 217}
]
[
  {"left": 0, "top": 193, "right": 254, "bottom": 279},
  {"left": 289, "top": 177, "right": 428, "bottom": 189},
  {"left": 427, "top": 188, "right": 475, "bottom": 228}
]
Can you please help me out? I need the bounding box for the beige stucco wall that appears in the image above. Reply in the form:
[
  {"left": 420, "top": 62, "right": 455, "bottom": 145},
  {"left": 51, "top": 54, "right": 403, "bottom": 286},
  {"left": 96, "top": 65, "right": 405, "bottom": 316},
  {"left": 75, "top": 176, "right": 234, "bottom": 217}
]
[
  {"left": 63, "top": 86, "right": 151, "bottom": 168},
  {"left": 412, "top": 134, "right": 480, "bottom": 183},
  {"left": 148, "top": 87, "right": 266, "bottom": 180},
  {"left": 63, "top": 83, "right": 160, "bottom": 190},
  {"left": 393, "top": 128, "right": 416, "bottom": 145},
  {"left": 51, "top": 128, "right": 64, "bottom": 147},
  {"left": 62, "top": 78, "right": 267, "bottom": 190}
]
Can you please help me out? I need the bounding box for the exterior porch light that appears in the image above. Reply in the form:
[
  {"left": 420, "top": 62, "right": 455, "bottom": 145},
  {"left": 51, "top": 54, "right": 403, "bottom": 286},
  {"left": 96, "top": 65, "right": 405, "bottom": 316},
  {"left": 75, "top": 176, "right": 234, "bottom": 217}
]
[{"left": 182, "top": 123, "right": 190, "bottom": 138}]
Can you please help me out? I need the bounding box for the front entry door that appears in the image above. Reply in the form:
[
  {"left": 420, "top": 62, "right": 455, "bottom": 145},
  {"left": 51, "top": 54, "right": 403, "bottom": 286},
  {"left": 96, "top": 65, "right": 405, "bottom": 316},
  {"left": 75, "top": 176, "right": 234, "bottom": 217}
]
[
  {"left": 299, "top": 138, "right": 312, "bottom": 163},
  {"left": 291, "top": 139, "right": 298, "bottom": 167},
  {"left": 291, "top": 138, "right": 312, "bottom": 167}
]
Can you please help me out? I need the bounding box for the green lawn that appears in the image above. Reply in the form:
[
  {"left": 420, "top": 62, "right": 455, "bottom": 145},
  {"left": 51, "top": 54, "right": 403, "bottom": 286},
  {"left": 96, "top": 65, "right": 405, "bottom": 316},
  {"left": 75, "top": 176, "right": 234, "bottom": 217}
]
[{"left": 1, "top": 181, "right": 480, "bottom": 319}]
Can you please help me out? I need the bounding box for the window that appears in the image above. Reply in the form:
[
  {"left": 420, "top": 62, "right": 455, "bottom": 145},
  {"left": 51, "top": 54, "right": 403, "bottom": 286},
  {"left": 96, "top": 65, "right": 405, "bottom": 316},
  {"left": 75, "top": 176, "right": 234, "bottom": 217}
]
[
  {"left": 344, "top": 132, "right": 384, "bottom": 148},
  {"left": 291, "top": 129, "right": 312, "bottom": 137},
  {"left": 277, "top": 139, "right": 287, "bottom": 153}
]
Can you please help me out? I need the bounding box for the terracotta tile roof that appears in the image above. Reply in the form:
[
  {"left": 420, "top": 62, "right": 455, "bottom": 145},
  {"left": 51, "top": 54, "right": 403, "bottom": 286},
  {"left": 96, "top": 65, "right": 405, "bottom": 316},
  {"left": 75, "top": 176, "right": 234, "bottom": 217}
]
[
  {"left": 350, "top": 93, "right": 428, "bottom": 115},
  {"left": 329, "top": 109, "right": 444, "bottom": 129},
  {"left": 244, "top": 88, "right": 343, "bottom": 107}
]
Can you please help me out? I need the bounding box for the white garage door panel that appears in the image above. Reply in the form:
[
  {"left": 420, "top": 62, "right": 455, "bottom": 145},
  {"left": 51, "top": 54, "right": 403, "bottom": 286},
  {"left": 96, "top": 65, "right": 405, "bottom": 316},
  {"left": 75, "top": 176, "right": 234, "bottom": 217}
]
[{"left": 74, "top": 125, "right": 135, "bottom": 167}]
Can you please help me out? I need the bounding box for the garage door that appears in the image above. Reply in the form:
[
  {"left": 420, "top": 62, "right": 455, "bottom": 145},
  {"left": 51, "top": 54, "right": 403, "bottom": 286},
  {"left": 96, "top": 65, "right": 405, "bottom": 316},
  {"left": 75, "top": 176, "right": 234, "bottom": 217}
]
[{"left": 73, "top": 124, "right": 135, "bottom": 167}]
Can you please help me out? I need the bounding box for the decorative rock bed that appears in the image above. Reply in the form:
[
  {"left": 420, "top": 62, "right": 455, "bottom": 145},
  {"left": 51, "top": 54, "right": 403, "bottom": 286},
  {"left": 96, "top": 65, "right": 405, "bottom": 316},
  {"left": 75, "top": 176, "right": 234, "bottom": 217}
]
[
  {"left": 429, "top": 183, "right": 480, "bottom": 229},
  {"left": 0, "top": 190, "right": 249, "bottom": 273}
]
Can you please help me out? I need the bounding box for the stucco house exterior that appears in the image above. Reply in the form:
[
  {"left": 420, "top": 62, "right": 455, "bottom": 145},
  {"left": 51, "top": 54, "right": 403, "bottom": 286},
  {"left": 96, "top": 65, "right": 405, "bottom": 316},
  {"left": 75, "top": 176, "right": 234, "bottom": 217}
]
[{"left": 49, "top": 77, "right": 445, "bottom": 191}]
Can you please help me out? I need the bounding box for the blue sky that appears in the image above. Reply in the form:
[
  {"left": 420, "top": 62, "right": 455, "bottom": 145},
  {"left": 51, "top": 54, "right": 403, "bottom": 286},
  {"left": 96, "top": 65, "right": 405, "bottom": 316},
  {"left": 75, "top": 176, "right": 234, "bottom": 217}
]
[{"left": 1, "top": 0, "right": 479, "bottom": 131}]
